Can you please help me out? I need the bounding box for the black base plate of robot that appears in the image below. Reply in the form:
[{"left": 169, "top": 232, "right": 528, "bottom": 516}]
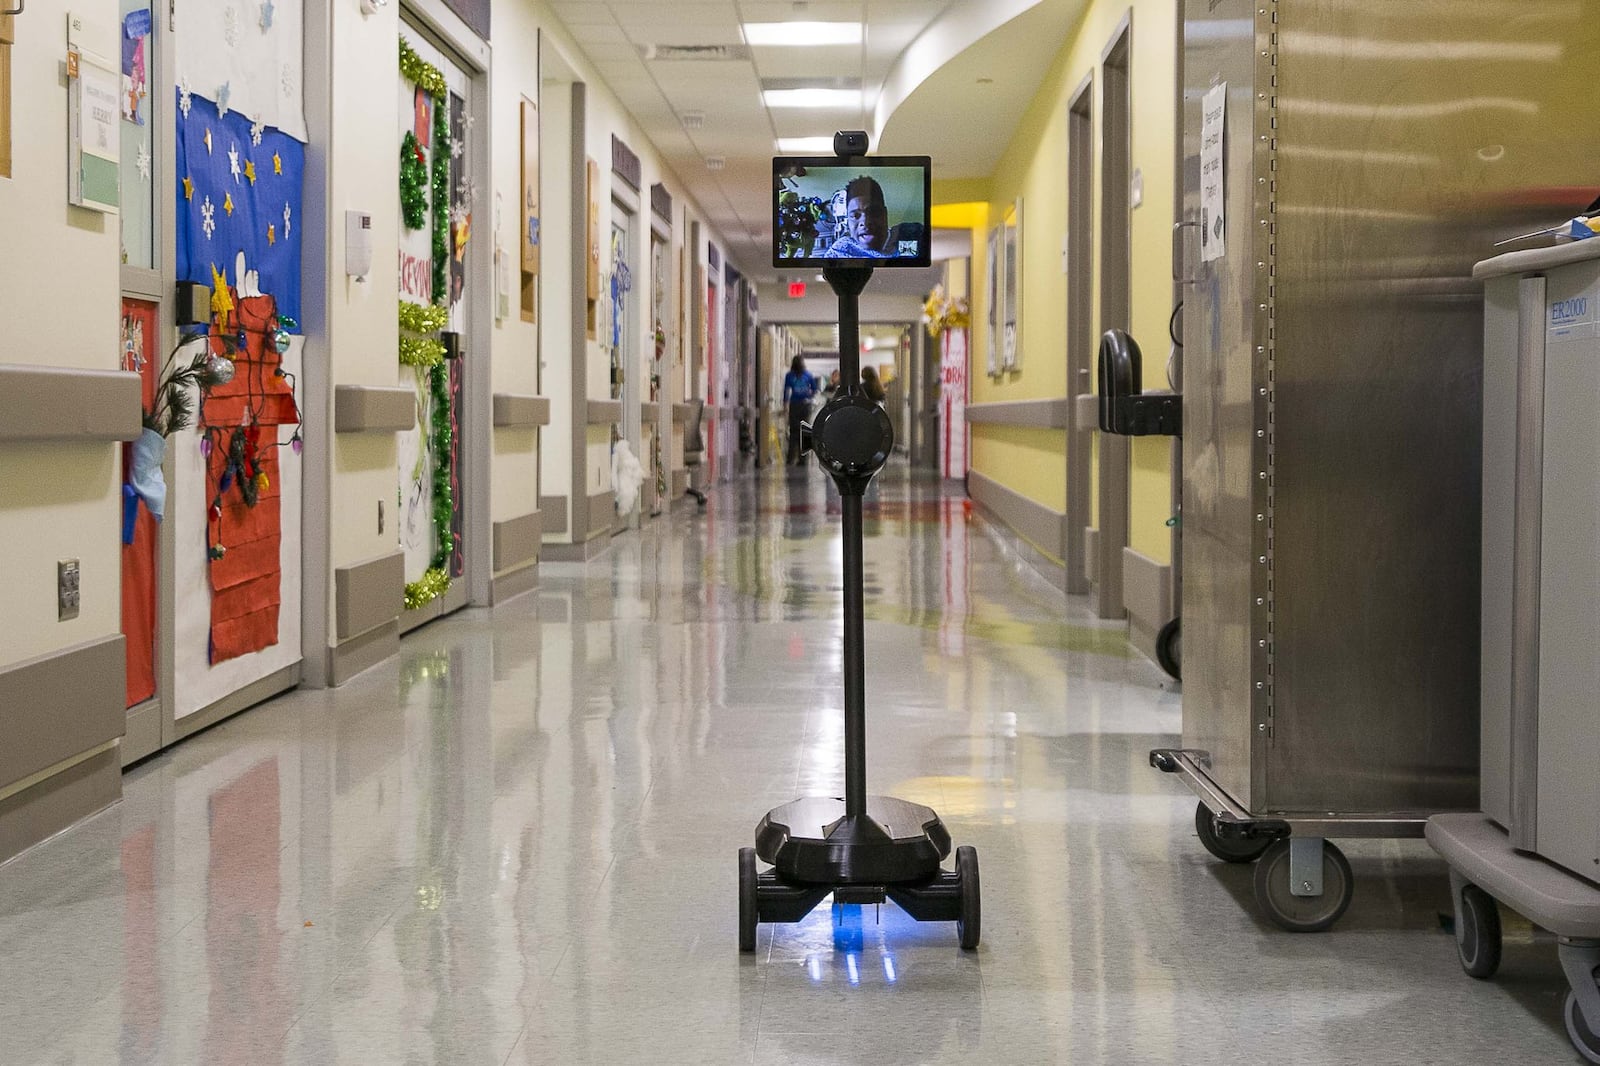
[{"left": 739, "top": 796, "right": 980, "bottom": 951}]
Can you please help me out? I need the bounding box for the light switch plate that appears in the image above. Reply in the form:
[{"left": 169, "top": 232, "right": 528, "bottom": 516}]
[{"left": 58, "top": 559, "right": 81, "bottom": 621}]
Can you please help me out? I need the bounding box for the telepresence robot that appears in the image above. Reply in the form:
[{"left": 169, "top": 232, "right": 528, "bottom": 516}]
[{"left": 738, "top": 132, "right": 980, "bottom": 952}]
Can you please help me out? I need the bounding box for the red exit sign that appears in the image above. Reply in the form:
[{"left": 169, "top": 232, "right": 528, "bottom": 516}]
[{"left": 787, "top": 281, "right": 807, "bottom": 299}]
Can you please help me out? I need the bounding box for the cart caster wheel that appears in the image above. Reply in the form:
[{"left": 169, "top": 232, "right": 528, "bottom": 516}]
[
  {"left": 738, "top": 847, "right": 758, "bottom": 953},
  {"left": 1253, "top": 838, "right": 1353, "bottom": 933},
  {"left": 1454, "top": 883, "right": 1501, "bottom": 979},
  {"left": 955, "top": 845, "right": 980, "bottom": 950},
  {"left": 1155, "top": 617, "right": 1181, "bottom": 681},
  {"left": 1194, "top": 802, "right": 1271, "bottom": 864},
  {"left": 1566, "top": 984, "right": 1600, "bottom": 1065}
]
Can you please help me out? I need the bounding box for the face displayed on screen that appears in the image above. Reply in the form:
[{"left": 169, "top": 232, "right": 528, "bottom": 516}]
[
  {"left": 772, "top": 158, "right": 930, "bottom": 267},
  {"left": 844, "top": 178, "right": 889, "bottom": 252}
]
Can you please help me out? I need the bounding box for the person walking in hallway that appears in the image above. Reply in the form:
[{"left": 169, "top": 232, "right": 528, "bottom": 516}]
[
  {"left": 861, "top": 365, "right": 886, "bottom": 404},
  {"left": 783, "top": 356, "right": 817, "bottom": 465}
]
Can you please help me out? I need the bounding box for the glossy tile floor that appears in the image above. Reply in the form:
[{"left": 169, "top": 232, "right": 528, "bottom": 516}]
[{"left": 0, "top": 465, "right": 1581, "bottom": 1064}]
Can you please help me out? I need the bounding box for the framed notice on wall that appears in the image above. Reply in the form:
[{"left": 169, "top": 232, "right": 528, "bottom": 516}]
[
  {"left": 69, "top": 47, "right": 122, "bottom": 213},
  {"left": 1, "top": 13, "right": 14, "bottom": 178},
  {"left": 519, "top": 95, "right": 539, "bottom": 322},
  {"left": 985, "top": 226, "right": 999, "bottom": 375},
  {"left": 1003, "top": 199, "right": 1021, "bottom": 370},
  {"left": 587, "top": 157, "right": 600, "bottom": 338}
]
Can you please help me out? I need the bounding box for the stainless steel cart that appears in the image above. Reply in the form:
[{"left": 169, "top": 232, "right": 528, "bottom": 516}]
[{"left": 1153, "top": 0, "right": 1600, "bottom": 932}]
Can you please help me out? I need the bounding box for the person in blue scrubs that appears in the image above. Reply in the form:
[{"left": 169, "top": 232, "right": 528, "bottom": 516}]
[{"left": 783, "top": 356, "right": 817, "bottom": 465}]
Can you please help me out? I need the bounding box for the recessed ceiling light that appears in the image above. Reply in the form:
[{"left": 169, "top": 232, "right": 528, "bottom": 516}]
[
  {"left": 705, "top": 156, "right": 726, "bottom": 171},
  {"left": 776, "top": 137, "right": 837, "bottom": 153},
  {"left": 763, "top": 88, "right": 863, "bottom": 109},
  {"left": 743, "top": 22, "right": 862, "bottom": 47}
]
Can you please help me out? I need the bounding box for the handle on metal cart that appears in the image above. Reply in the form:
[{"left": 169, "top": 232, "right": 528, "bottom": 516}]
[{"left": 1097, "top": 329, "right": 1182, "bottom": 437}]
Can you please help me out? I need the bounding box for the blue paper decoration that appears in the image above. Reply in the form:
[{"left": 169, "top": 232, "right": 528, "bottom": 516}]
[{"left": 175, "top": 89, "right": 305, "bottom": 328}]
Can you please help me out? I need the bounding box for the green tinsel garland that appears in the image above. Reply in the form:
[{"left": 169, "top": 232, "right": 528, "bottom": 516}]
[
  {"left": 427, "top": 360, "right": 453, "bottom": 573},
  {"left": 398, "top": 302, "right": 449, "bottom": 334},
  {"left": 398, "top": 38, "right": 446, "bottom": 101},
  {"left": 398, "top": 335, "right": 446, "bottom": 367},
  {"left": 404, "top": 567, "right": 450, "bottom": 611},
  {"left": 398, "top": 39, "right": 456, "bottom": 610},
  {"left": 430, "top": 98, "right": 450, "bottom": 303},
  {"left": 400, "top": 132, "right": 428, "bottom": 230}
]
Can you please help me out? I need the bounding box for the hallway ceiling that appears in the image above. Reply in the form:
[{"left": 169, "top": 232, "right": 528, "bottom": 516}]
[{"left": 546, "top": 0, "right": 1087, "bottom": 283}]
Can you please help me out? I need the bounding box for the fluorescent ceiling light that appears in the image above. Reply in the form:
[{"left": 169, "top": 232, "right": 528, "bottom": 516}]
[
  {"left": 744, "top": 22, "right": 862, "bottom": 46},
  {"left": 776, "top": 137, "right": 837, "bottom": 153},
  {"left": 763, "top": 88, "right": 863, "bottom": 109}
]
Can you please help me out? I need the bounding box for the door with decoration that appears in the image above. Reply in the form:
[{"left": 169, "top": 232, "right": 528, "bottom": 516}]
[
  {"left": 160, "top": 0, "right": 308, "bottom": 740},
  {"left": 396, "top": 26, "right": 472, "bottom": 626}
]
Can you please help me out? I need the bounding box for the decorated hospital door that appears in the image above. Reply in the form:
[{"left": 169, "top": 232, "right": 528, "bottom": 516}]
[{"left": 397, "top": 25, "right": 473, "bottom": 627}]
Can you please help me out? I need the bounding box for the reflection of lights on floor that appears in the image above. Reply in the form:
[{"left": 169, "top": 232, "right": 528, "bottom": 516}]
[
  {"left": 803, "top": 949, "right": 904, "bottom": 989},
  {"left": 792, "top": 902, "right": 920, "bottom": 989}
]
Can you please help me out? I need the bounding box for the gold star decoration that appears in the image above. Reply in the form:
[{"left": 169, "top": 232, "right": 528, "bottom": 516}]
[
  {"left": 272, "top": 151, "right": 282, "bottom": 175},
  {"left": 183, "top": 176, "right": 194, "bottom": 200},
  {"left": 223, "top": 192, "right": 234, "bottom": 217},
  {"left": 244, "top": 159, "right": 257, "bottom": 184},
  {"left": 267, "top": 224, "right": 276, "bottom": 246},
  {"left": 209, "top": 263, "right": 234, "bottom": 320},
  {"left": 204, "top": 128, "right": 213, "bottom": 154}
]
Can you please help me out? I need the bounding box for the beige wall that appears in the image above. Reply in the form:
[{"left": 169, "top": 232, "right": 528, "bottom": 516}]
[
  {"left": 536, "top": 70, "right": 573, "bottom": 517},
  {"left": 0, "top": 0, "right": 124, "bottom": 670},
  {"left": 531, "top": 3, "right": 744, "bottom": 517},
  {"left": 489, "top": 0, "right": 543, "bottom": 527},
  {"left": 325, "top": 0, "right": 404, "bottom": 586}
]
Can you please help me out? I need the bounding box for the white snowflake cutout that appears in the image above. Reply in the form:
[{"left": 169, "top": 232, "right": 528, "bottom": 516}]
[
  {"left": 178, "top": 79, "right": 193, "bottom": 119},
  {"left": 217, "top": 81, "right": 232, "bottom": 118},
  {"left": 283, "top": 202, "right": 292, "bottom": 237},
  {"left": 250, "top": 117, "right": 265, "bottom": 147},
  {"left": 201, "top": 196, "right": 216, "bottom": 240},
  {"left": 281, "top": 63, "right": 293, "bottom": 99},
  {"left": 228, "top": 144, "right": 241, "bottom": 182},
  {"left": 223, "top": 6, "right": 239, "bottom": 46},
  {"left": 136, "top": 142, "right": 151, "bottom": 181},
  {"left": 259, "top": 0, "right": 275, "bottom": 31},
  {"left": 450, "top": 137, "right": 464, "bottom": 159}
]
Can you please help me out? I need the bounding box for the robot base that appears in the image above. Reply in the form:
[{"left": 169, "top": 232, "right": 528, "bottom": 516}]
[{"left": 740, "top": 796, "right": 980, "bottom": 951}]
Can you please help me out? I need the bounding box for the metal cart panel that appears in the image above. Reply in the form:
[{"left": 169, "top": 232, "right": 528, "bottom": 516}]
[
  {"left": 1268, "top": 0, "right": 1490, "bottom": 813},
  {"left": 1178, "top": 0, "right": 1268, "bottom": 814},
  {"left": 1178, "top": 0, "right": 1600, "bottom": 822}
]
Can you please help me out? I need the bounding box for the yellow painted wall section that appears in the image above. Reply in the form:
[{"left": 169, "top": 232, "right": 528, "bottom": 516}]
[
  {"left": 970, "top": 427, "right": 1067, "bottom": 514},
  {"left": 1130, "top": 435, "right": 1173, "bottom": 557},
  {"left": 967, "top": 0, "right": 1178, "bottom": 567}
]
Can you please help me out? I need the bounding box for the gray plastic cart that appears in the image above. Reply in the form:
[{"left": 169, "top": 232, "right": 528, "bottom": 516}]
[
  {"left": 1428, "top": 816, "right": 1600, "bottom": 1063},
  {"left": 1425, "top": 244, "right": 1600, "bottom": 1063}
]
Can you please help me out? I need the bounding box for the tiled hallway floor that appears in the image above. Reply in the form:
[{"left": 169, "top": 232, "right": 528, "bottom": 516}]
[{"left": 0, "top": 466, "right": 1579, "bottom": 1064}]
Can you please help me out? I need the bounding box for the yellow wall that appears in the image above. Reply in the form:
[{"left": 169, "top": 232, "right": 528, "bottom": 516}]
[{"left": 960, "top": 0, "right": 1177, "bottom": 566}]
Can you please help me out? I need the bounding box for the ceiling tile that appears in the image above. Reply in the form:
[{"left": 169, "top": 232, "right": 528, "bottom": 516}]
[
  {"left": 549, "top": 2, "right": 617, "bottom": 27},
  {"left": 569, "top": 22, "right": 630, "bottom": 44},
  {"left": 749, "top": 44, "right": 863, "bottom": 81}
]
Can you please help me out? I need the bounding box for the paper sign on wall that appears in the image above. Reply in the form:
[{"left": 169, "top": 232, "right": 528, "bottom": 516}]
[
  {"left": 70, "top": 51, "right": 122, "bottom": 213},
  {"left": 1200, "top": 81, "right": 1227, "bottom": 263}
]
